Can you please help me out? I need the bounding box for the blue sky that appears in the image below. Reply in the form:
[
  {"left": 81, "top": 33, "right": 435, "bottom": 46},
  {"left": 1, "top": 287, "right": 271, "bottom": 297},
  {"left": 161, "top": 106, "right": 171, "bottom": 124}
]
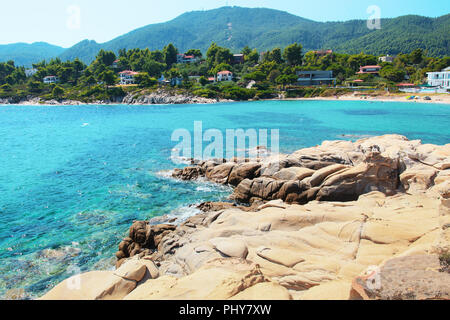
[{"left": 1, "top": 0, "right": 448, "bottom": 47}]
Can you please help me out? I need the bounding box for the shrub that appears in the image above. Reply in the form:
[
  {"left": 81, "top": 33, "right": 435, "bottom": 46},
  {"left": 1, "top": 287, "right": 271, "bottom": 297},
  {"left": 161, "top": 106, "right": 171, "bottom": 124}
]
[
  {"left": 193, "top": 88, "right": 217, "bottom": 99},
  {"left": 221, "top": 87, "right": 255, "bottom": 100}
]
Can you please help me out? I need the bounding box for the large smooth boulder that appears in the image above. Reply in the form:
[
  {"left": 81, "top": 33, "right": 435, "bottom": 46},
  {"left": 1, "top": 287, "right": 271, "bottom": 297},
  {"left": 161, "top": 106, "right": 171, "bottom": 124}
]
[
  {"left": 210, "top": 238, "right": 248, "bottom": 259},
  {"left": 172, "top": 166, "right": 204, "bottom": 180},
  {"left": 206, "top": 162, "right": 236, "bottom": 184},
  {"left": 350, "top": 255, "right": 450, "bottom": 300},
  {"left": 400, "top": 165, "right": 438, "bottom": 193},
  {"left": 116, "top": 222, "right": 176, "bottom": 266},
  {"left": 39, "top": 271, "right": 137, "bottom": 300},
  {"left": 310, "top": 164, "right": 349, "bottom": 187},
  {"left": 114, "top": 259, "right": 147, "bottom": 282},
  {"left": 228, "top": 162, "right": 261, "bottom": 186},
  {"left": 273, "top": 167, "right": 315, "bottom": 181},
  {"left": 124, "top": 259, "right": 266, "bottom": 300}
]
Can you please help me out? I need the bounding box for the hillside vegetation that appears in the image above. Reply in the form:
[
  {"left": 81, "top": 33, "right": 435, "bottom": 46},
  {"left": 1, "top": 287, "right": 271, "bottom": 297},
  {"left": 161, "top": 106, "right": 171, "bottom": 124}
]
[{"left": 58, "top": 7, "right": 450, "bottom": 63}]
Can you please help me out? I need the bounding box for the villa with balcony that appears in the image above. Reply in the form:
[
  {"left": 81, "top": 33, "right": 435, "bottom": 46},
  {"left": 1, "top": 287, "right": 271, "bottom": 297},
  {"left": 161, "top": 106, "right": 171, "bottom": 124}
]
[
  {"left": 43, "top": 76, "right": 59, "bottom": 84},
  {"left": 357, "top": 65, "right": 382, "bottom": 75},
  {"left": 296, "top": 70, "right": 336, "bottom": 86},
  {"left": 177, "top": 54, "right": 198, "bottom": 64},
  {"left": 119, "top": 70, "right": 140, "bottom": 85},
  {"left": 426, "top": 67, "right": 450, "bottom": 91},
  {"left": 217, "top": 70, "right": 233, "bottom": 82}
]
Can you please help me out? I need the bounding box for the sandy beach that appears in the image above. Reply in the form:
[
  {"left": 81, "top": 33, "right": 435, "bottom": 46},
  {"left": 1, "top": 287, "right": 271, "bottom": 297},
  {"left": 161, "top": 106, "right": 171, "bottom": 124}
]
[{"left": 287, "top": 92, "right": 450, "bottom": 104}]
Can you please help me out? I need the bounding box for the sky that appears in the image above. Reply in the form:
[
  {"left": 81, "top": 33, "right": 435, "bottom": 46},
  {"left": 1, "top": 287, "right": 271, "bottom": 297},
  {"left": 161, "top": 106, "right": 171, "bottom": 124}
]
[{"left": 1, "top": 0, "right": 448, "bottom": 48}]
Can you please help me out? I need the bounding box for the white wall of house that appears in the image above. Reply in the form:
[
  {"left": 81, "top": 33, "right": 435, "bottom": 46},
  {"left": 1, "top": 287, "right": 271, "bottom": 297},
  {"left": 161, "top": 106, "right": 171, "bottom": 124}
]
[
  {"left": 217, "top": 72, "right": 233, "bottom": 81},
  {"left": 43, "top": 76, "right": 59, "bottom": 84},
  {"left": 427, "top": 71, "right": 450, "bottom": 90}
]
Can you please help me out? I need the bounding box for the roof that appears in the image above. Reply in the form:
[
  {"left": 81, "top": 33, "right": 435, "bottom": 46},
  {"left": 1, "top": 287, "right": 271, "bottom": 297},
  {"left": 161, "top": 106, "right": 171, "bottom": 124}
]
[
  {"left": 234, "top": 54, "right": 244, "bottom": 57},
  {"left": 353, "top": 79, "right": 364, "bottom": 82},
  {"left": 443, "top": 66, "right": 450, "bottom": 71},
  {"left": 217, "top": 70, "right": 232, "bottom": 75},
  {"left": 44, "top": 75, "right": 57, "bottom": 78},
  {"left": 184, "top": 55, "right": 195, "bottom": 59},
  {"left": 396, "top": 83, "right": 416, "bottom": 86},
  {"left": 361, "top": 65, "right": 382, "bottom": 69},
  {"left": 207, "top": 77, "right": 215, "bottom": 81},
  {"left": 119, "top": 70, "right": 139, "bottom": 75},
  {"left": 314, "top": 50, "right": 333, "bottom": 54}
]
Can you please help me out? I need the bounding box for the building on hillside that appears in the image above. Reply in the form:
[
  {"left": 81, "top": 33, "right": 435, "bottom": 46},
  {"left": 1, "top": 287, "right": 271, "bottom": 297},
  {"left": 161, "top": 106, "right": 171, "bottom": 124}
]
[
  {"left": 379, "top": 55, "right": 395, "bottom": 63},
  {"left": 296, "top": 70, "right": 336, "bottom": 86},
  {"left": 112, "top": 60, "right": 120, "bottom": 68},
  {"left": 207, "top": 77, "right": 216, "bottom": 83},
  {"left": 232, "top": 54, "right": 245, "bottom": 64},
  {"left": 357, "top": 65, "right": 382, "bottom": 75},
  {"left": 25, "top": 68, "right": 38, "bottom": 77},
  {"left": 119, "top": 70, "right": 140, "bottom": 85},
  {"left": 177, "top": 54, "right": 198, "bottom": 64},
  {"left": 43, "top": 76, "right": 59, "bottom": 84},
  {"left": 426, "top": 67, "right": 450, "bottom": 91},
  {"left": 217, "top": 70, "right": 233, "bottom": 82},
  {"left": 170, "top": 77, "right": 183, "bottom": 86},
  {"left": 314, "top": 50, "right": 333, "bottom": 57}
]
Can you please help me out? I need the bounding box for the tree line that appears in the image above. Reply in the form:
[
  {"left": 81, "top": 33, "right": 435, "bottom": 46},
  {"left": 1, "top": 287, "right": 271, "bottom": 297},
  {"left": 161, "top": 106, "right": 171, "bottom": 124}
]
[{"left": 0, "top": 42, "right": 449, "bottom": 102}]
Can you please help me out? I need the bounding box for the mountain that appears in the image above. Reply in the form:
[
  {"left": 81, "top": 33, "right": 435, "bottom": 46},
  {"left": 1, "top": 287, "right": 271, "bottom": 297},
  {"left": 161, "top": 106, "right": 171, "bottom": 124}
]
[
  {"left": 3, "top": 7, "right": 449, "bottom": 65},
  {"left": 60, "top": 7, "right": 449, "bottom": 63},
  {"left": 0, "top": 42, "right": 65, "bottom": 67}
]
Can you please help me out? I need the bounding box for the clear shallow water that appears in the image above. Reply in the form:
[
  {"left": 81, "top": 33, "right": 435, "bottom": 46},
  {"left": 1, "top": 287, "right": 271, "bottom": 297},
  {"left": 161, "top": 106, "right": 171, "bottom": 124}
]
[{"left": 0, "top": 100, "right": 449, "bottom": 299}]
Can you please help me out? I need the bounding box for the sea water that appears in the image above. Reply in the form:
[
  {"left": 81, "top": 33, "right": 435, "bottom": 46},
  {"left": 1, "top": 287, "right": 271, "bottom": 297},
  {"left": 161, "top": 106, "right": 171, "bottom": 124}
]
[{"left": 0, "top": 100, "right": 449, "bottom": 299}]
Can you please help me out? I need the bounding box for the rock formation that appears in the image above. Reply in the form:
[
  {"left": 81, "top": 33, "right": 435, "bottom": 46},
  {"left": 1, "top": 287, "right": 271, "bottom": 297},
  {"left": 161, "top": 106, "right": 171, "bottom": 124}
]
[
  {"left": 172, "top": 134, "right": 449, "bottom": 205},
  {"left": 41, "top": 135, "right": 450, "bottom": 300}
]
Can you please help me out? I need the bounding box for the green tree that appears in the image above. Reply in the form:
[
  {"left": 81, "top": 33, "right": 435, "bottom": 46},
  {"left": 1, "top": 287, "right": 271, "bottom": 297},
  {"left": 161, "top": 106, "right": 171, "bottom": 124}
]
[
  {"left": 163, "top": 43, "right": 179, "bottom": 66},
  {"left": 95, "top": 50, "right": 117, "bottom": 67},
  {"left": 52, "top": 86, "right": 65, "bottom": 99},
  {"left": 143, "top": 60, "right": 166, "bottom": 78},
  {"left": 212, "top": 63, "right": 232, "bottom": 74},
  {"left": 246, "top": 49, "right": 260, "bottom": 65},
  {"left": 185, "top": 49, "right": 202, "bottom": 58},
  {"left": 199, "top": 76, "right": 209, "bottom": 86},
  {"left": 410, "top": 49, "right": 424, "bottom": 65},
  {"left": 283, "top": 43, "right": 303, "bottom": 66},
  {"left": 380, "top": 66, "right": 406, "bottom": 82},
  {"left": 98, "top": 70, "right": 117, "bottom": 86},
  {"left": 244, "top": 71, "right": 266, "bottom": 82},
  {"left": 134, "top": 72, "right": 157, "bottom": 88},
  {"left": 276, "top": 74, "right": 298, "bottom": 89},
  {"left": 241, "top": 46, "right": 252, "bottom": 56}
]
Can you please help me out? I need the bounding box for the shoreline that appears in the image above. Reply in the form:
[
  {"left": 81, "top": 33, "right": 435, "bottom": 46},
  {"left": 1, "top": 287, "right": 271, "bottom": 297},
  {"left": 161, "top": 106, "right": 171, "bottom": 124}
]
[
  {"left": 275, "top": 92, "right": 450, "bottom": 105},
  {"left": 1, "top": 92, "right": 449, "bottom": 107},
  {"left": 39, "top": 134, "right": 450, "bottom": 300}
]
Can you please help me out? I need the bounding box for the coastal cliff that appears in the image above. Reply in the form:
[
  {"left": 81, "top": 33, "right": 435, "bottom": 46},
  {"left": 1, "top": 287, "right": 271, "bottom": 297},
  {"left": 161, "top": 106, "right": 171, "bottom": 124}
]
[
  {"left": 0, "top": 90, "right": 222, "bottom": 106},
  {"left": 40, "top": 135, "right": 450, "bottom": 300}
]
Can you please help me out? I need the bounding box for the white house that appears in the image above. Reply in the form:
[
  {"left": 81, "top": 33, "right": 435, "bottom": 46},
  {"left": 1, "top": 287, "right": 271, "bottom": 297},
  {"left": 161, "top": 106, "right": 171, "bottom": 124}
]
[
  {"left": 43, "top": 76, "right": 59, "bottom": 84},
  {"left": 357, "top": 65, "right": 382, "bottom": 75},
  {"left": 427, "top": 67, "right": 450, "bottom": 91},
  {"left": 217, "top": 70, "right": 233, "bottom": 82},
  {"left": 177, "top": 54, "right": 198, "bottom": 64},
  {"left": 379, "top": 55, "right": 395, "bottom": 63},
  {"left": 119, "top": 70, "right": 140, "bottom": 85}
]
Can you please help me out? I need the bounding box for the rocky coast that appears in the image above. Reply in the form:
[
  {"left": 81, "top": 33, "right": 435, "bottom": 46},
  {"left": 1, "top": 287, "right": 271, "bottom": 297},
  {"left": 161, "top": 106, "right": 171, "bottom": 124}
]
[
  {"left": 0, "top": 90, "right": 222, "bottom": 106},
  {"left": 40, "top": 134, "right": 450, "bottom": 300}
]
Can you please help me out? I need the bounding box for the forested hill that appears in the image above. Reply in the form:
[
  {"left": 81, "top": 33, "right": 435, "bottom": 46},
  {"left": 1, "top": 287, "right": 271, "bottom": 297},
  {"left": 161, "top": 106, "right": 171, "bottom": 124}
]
[
  {"left": 59, "top": 7, "right": 449, "bottom": 63},
  {"left": 1, "top": 7, "right": 448, "bottom": 65},
  {"left": 0, "top": 42, "right": 65, "bottom": 67}
]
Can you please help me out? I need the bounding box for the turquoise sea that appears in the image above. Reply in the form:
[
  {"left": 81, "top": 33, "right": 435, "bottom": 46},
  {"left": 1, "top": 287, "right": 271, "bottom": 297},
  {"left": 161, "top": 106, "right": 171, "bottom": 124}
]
[{"left": 1, "top": 100, "right": 449, "bottom": 299}]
